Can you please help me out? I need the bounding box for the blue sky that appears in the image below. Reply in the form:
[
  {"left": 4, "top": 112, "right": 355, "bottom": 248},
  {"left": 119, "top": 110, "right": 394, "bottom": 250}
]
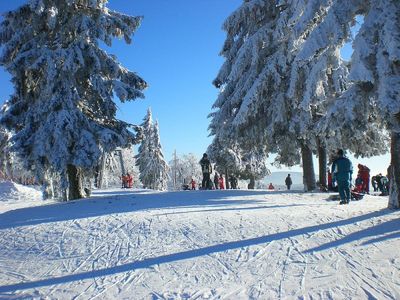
[{"left": 0, "top": 1, "right": 390, "bottom": 176}]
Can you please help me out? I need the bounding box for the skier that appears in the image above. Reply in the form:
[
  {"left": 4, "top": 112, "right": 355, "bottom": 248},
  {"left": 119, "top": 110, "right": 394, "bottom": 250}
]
[
  {"left": 199, "top": 153, "right": 212, "bottom": 189},
  {"left": 285, "top": 174, "right": 292, "bottom": 190},
  {"left": 331, "top": 149, "right": 353, "bottom": 205},
  {"left": 268, "top": 183, "right": 275, "bottom": 190}
]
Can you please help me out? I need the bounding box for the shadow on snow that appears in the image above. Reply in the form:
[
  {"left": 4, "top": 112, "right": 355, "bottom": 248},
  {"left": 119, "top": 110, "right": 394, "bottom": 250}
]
[
  {"left": 305, "top": 217, "right": 400, "bottom": 252},
  {"left": 0, "top": 208, "right": 395, "bottom": 293},
  {"left": 0, "top": 189, "right": 294, "bottom": 230}
]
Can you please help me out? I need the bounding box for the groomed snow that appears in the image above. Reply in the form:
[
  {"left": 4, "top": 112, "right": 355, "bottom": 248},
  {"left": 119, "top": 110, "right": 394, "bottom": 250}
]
[{"left": 0, "top": 182, "right": 399, "bottom": 299}]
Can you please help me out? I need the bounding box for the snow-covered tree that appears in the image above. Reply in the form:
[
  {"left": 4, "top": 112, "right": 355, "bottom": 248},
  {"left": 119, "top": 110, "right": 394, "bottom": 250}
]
[
  {"left": 298, "top": 0, "right": 399, "bottom": 207},
  {"left": 0, "top": 0, "right": 147, "bottom": 200},
  {"left": 97, "top": 146, "right": 140, "bottom": 188},
  {"left": 210, "top": 0, "right": 318, "bottom": 190},
  {"left": 207, "top": 135, "right": 269, "bottom": 189},
  {"left": 168, "top": 152, "right": 202, "bottom": 190},
  {"left": 0, "top": 126, "right": 11, "bottom": 180},
  {"left": 135, "top": 109, "right": 169, "bottom": 191},
  {"left": 210, "top": 0, "right": 388, "bottom": 191}
]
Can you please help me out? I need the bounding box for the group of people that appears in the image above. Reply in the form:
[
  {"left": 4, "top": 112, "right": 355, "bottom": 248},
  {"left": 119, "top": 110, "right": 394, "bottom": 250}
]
[
  {"left": 198, "top": 153, "right": 239, "bottom": 190},
  {"left": 267, "top": 174, "right": 292, "bottom": 191},
  {"left": 121, "top": 173, "right": 133, "bottom": 188},
  {"left": 371, "top": 173, "right": 389, "bottom": 196},
  {"left": 330, "top": 149, "right": 392, "bottom": 204}
]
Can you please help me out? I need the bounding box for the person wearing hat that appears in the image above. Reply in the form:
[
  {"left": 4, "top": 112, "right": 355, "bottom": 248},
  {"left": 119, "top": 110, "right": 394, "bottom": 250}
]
[{"left": 331, "top": 149, "right": 353, "bottom": 204}]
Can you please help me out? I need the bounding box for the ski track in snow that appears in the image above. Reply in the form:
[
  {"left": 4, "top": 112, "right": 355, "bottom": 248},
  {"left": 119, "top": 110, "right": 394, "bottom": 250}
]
[{"left": 0, "top": 186, "right": 399, "bottom": 299}]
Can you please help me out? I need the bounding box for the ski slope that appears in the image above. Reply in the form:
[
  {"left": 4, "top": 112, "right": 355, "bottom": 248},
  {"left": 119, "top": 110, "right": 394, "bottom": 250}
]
[{"left": 0, "top": 182, "right": 399, "bottom": 299}]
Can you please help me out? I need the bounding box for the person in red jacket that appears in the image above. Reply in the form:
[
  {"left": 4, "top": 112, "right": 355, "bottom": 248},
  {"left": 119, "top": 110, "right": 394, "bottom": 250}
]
[
  {"left": 190, "top": 178, "right": 196, "bottom": 190},
  {"left": 219, "top": 175, "right": 225, "bottom": 189},
  {"left": 268, "top": 183, "right": 275, "bottom": 190},
  {"left": 357, "top": 164, "right": 370, "bottom": 193},
  {"left": 126, "top": 173, "right": 133, "bottom": 188}
]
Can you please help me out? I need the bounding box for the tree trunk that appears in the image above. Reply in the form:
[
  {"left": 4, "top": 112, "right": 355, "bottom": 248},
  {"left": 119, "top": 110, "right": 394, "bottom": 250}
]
[
  {"left": 67, "top": 164, "right": 84, "bottom": 200},
  {"left": 301, "top": 143, "right": 316, "bottom": 192},
  {"left": 317, "top": 140, "right": 327, "bottom": 190},
  {"left": 248, "top": 176, "right": 255, "bottom": 189},
  {"left": 388, "top": 131, "right": 400, "bottom": 209},
  {"left": 225, "top": 168, "right": 230, "bottom": 189}
]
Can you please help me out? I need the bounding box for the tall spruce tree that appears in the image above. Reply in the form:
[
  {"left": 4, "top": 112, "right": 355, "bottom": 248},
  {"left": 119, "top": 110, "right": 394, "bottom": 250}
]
[
  {"left": 135, "top": 109, "right": 169, "bottom": 191},
  {"left": 0, "top": 0, "right": 147, "bottom": 200},
  {"left": 298, "top": 0, "right": 399, "bottom": 207}
]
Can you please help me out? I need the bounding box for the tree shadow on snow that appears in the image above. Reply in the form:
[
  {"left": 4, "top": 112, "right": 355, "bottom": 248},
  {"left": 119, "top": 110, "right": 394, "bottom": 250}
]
[
  {"left": 153, "top": 203, "right": 307, "bottom": 216},
  {"left": 0, "top": 189, "right": 279, "bottom": 230},
  {"left": 0, "top": 208, "right": 394, "bottom": 293},
  {"left": 304, "top": 217, "right": 400, "bottom": 253}
]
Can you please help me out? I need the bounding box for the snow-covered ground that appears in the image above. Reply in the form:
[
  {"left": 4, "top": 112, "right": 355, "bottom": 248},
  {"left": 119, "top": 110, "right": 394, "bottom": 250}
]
[{"left": 0, "top": 181, "right": 399, "bottom": 299}]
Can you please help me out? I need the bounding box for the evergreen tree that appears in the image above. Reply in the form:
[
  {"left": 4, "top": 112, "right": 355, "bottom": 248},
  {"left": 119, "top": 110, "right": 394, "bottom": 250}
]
[
  {"left": 298, "top": 0, "right": 399, "bottom": 207},
  {"left": 150, "top": 121, "right": 169, "bottom": 191},
  {"left": 135, "top": 109, "right": 169, "bottom": 191},
  {"left": 208, "top": 135, "right": 269, "bottom": 189},
  {"left": 0, "top": 0, "right": 147, "bottom": 200},
  {"left": 211, "top": 0, "right": 388, "bottom": 191}
]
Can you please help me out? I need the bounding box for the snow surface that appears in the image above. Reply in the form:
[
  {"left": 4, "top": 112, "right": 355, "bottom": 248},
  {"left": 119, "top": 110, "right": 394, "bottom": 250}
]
[{"left": 0, "top": 181, "right": 399, "bottom": 299}]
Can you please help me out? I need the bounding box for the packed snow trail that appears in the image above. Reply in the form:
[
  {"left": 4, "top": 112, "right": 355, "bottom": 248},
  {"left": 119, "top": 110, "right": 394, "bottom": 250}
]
[{"left": 0, "top": 185, "right": 399, "bottom": 299}]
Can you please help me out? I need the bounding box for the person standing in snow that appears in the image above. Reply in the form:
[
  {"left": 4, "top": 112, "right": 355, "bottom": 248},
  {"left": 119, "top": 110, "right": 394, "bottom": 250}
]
[
  {"left": 214, "top": 172, "right": 220, "bottom": 190},
  {"left": 190, "top": 178, "right": 196, "bottom": 190},
  {"left": 219, "top": 175, "right": 225, "bottom": 189},
  {"left": 331, "top": 149, "right": 353, "bottom": 204},
  {"left": 357, "top": 164, "right": 370, "bottom": 193},
  {"left": 199, "top": 153, "right": 212, "bottom": 189},
  {"left": 285, "top": 174, "right": 292, "bottom": 190}
]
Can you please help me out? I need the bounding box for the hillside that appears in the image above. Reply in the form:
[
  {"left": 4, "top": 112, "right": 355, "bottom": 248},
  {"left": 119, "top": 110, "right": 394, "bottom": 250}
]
[{"left": 0, "top": 182, "right": 399, "bottom": 299}]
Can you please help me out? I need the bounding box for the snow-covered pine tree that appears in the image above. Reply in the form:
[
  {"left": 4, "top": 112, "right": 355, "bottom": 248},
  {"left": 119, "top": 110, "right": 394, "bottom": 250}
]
[
  {"left": 211, "top": 0, "right": 389, "bottom": 191},
  {"left": 207, "top": 134, "right": 269, "bottom": 189},
  {"left": 0, "top": 125, "right": 11, "bottom": 180},
  {"left": 0, "top": 0, "right": 147, "bottom": 200},
  {"left": 210, "top": 0, "right": 321, "bottom": 191},
  {"left": 298, "top": 0, "right": 399, "bottom": 207},
  {"left": 150, "top": 121, "right": 169, "bottom": 191},
  {"left": 209, "top": 0, "right": 286, "bottom": 176},
  {"left": 135, "top": 108, "right": 153, "bottom": 188},
  {"left": 135, "top": 109, "right": 169, "bottom": 191}
]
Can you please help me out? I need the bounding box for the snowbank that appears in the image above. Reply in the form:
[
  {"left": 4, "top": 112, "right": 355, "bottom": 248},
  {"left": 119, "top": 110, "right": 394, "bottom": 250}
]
[{"left": 0, "top": 181, "right": 43, "bottom": 213}]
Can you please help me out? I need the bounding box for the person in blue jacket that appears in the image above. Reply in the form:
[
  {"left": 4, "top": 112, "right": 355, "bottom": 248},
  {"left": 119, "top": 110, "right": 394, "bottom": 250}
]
[{"left": 331, "top": 149, "right": 353, "bottom": 204}]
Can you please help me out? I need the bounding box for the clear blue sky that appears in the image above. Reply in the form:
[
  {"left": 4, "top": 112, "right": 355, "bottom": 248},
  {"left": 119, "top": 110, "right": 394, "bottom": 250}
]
[{"left": 0, "top": 0, "right": 390, "bottom": 176}]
